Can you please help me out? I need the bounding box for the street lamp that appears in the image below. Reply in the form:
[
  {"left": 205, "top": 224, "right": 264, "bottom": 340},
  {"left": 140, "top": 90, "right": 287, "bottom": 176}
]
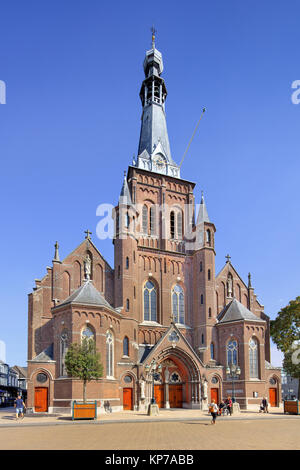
[
  {"left": 145, "top": 360, "right": 162, "bottom": 405},
  {"left": 226, "top": 363, "right": 241, "bottom": 403}
]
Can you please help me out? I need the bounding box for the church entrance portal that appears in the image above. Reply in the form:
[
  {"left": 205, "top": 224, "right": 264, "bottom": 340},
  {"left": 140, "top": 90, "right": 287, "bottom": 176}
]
[{"left": 169, "top": 384, "right": 183, "bottom": 408}]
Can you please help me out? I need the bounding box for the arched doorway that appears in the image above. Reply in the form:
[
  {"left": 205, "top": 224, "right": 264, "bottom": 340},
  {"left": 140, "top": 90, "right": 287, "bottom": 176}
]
[
  {"left": 154, "top": 347, "right": 201, "bottom": 409},
  {"left": 34, "top": 371, "right": 50, "bottom": 412},
  {"left": 122, "top": 373, "right": 135, "bottom": 410},
  {"left": 269, "top": 376, "right": 279, "bottom": 407}
]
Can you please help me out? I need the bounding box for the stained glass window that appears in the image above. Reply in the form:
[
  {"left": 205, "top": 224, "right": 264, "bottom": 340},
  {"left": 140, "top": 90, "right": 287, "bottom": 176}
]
[
  {"left": 143, "top": 281, "right": 157, "bottom": 322},
  {"left": 249, "top": 338, "right": 258, "bottom": 378},
  {"left": 227, "top": 340, "right": 238, "bottom": 365},
  {"left": 172, "top": 285, "right": 184, "bottom": 324}
]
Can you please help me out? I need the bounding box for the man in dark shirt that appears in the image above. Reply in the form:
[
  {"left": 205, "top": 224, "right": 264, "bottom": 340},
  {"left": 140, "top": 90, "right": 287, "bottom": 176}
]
[{"left": 14, "top": 395, "right": 26, "bottom": 420}]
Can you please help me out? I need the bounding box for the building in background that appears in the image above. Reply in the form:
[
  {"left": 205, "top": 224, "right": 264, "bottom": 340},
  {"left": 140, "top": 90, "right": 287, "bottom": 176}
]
[
  {"left": 0, "top": 360, "right": 27, "bottom": 406},
  {"left": 281, "top": 370, "right": 299, "bottom": 400},
  {"left": 26, "top": 35, "right": 281, "bottom": 414}
]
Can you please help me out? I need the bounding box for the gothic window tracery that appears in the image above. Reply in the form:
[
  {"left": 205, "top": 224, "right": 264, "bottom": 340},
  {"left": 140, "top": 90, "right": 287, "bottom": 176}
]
[
  {"left": 143, "top": 281, "right": 157, "bottom": 322},
  {"left": 106, "top": 331, "right": 114, "bottom": 378},
  {"left": 172, "top": 285, "right": 184, "bottom": 324},
  {"left": 249, "top": 338, "right": 259, "bottom": 378},
  {"left": 227, "top": 339, "right": 238, "bottom": 365},
  {"left": 60, "top": 330, "right": 68, "bottom": 376}
]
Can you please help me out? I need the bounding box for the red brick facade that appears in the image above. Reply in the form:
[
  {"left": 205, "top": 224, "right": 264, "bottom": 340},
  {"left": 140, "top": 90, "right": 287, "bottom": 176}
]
[{"left": 26, "top": 43, "right": 281, "bottom": 414}]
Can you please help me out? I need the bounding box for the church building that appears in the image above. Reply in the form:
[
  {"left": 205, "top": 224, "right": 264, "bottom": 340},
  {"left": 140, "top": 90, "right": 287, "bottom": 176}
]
[{"left": 26, "top": 34, "right": 281, "bottom": 414}]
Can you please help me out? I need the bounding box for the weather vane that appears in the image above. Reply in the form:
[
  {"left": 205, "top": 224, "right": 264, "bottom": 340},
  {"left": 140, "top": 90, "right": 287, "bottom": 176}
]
[{"left": 151, "top": 25, "right": 156, "bottom": 48}]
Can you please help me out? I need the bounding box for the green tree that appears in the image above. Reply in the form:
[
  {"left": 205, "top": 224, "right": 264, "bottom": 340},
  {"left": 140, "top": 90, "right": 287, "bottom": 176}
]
[
  {"left": 270, "top": 296, "right": 300, "bottom": 399},
  {"left": 64, "top": 338, "right": 103, "bottom": 403}
]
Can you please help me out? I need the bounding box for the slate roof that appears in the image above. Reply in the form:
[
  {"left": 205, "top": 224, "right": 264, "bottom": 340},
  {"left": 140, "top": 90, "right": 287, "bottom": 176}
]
[
  {"left": 138, "top": 344, "right": 153, "bottom": 363},
  {"left": 217, "top": 297, "right": 265, "bottom": 324},
  {"left": 119, "top": 174, "right": 133, "bottom": 206},
  {"left": 30, "top": 344, "right": 54, "bottom": 362},
  {"left": 57, "top": 280, "right": 114, "bottom": 310},
  {"left": 196, "top": 193, "right": 210, "bottom": 224}
]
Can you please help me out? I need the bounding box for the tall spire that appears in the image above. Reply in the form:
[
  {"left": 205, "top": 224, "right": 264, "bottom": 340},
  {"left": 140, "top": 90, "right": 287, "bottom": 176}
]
[
  {"left": 134, "top": 32, "right": 180, "bottom": 178},
  {"left": 196, "top": 191, "right": 210, "bottom": 225},
  {"left": 119, "top": 171, "right": 132, "bottom": 206}
]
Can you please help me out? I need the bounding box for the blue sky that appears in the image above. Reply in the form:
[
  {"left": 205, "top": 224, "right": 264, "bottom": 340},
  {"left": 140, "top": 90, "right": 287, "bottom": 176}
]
[{"left": 0, "top": 0, "right": 299, "bottom": 367}]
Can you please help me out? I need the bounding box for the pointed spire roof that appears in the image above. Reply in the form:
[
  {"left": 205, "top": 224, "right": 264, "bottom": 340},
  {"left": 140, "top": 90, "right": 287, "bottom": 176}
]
[
  {"left": 119, "top": 171, "right": 132, "bottom": 206},
  {"left": 56, "top": 280, "right": 113, "bottom": 310},
  {"left": 135, "top": 35, "right": 180, "bottom": 178},
  {"left": 53, "top": 241, "right": 60, "bottom": 262},
  {"left": 196, "top": 191, "right": 210, "bottom": 224},
  {"left": 217, "top": 298, "right": 264, "bottom": 324}
]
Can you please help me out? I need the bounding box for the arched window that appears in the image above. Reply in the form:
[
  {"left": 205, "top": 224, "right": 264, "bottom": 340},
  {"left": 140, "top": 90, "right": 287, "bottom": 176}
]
[
  {"left": 81, "top": 326, "right": 94, "bottom": 343},
  {"left": 200, "top": 261, "right": 203, "bottom": 272},
  {"left": 106, "top": 331, "right": 114, "bottom": 378},
  {"left": 249, "top": 338, "right": 259, "bottom": 378},
  {"left": 227, "top": 339, "right": 238, "bottom": 365},
  {"left": 143, "top": 281, "right": 157, "bottom": 322},
  {"left": 170, "top": 211, "right": 175, "bottom": 238},
  {"left": 125, "top": 211, "right": 130, "bottom": 229},
  {"left": 206, "top": 229, "right": 211, "bottom": 246},
  {"left": 123, "top": 337, "right": 129, "bottom": 356},
  {"left": 172, "top": 285, "right": 184, "bottom": 324},
  {"left": 142, "top": 205, "right": 148, "bottom": 234},
  {"left": 201, "top": 294, "right": 204, "bottom": 304},
  {"left": 60, "top": 330, "right": 68, "bottom": 376},
  {"left": 126, "top": 298, "right": 130, "bottom": 311},
  {"left": 201, "top": 334, "right": 204, "bottom": 344},
  {"left": 210, "top": 342, "right": 215, "bottom": 360},
  {"left": 208, "top": 307, "right": 212, "bottom": 318},
  {"left": 150, "top": 206, "right": 156, "bottom": 235},
  {"left": 208, "top": 269, "right": 211, "bottom": 281},
  {"left": 125, "top": 257, "right": 129, "bottom": 269}
]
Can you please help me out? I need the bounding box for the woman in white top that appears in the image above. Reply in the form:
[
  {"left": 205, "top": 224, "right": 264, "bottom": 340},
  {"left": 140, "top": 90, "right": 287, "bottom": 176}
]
[{"left": 209, "top": 399, "right": 219, "bottom": 424}]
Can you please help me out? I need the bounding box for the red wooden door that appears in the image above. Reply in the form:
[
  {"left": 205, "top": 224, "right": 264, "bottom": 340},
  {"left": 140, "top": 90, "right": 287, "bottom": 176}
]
[
  {"left": 34, "top": 387, "right": 48, "bottom": 412},
  {"left": 154, "top": 385, "right": 164, "bottom": 408},
  {"left": 210, "top": 388, "right": 219, "bottom": 404},
  {"left": 169, "top": 385, "right": 183, "bottom": 408},
  {"left": 123, "top": 388, "right": 133, "bottom": 410},
  {"left": 269, "top": 388, "right": 277, "bottom": 407}
]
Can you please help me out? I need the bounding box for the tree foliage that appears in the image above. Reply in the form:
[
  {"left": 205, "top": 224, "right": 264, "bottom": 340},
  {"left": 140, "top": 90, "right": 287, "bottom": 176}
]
[
  {"left": 65, "top": 338, "right": 103, "bottom": 402},
  {"left": 270, "top": 296, "right": 300, "bottom": 397}
]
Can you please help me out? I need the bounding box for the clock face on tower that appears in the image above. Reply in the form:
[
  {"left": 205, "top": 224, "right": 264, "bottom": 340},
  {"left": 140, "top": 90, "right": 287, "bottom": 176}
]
[{"left": 152, "top": 154, "right": 166, "bottom": 173}]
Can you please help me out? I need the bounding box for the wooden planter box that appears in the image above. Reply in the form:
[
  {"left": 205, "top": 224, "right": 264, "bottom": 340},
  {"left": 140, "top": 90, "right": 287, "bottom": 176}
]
[
  {"left": 72, "top": 401, "right": 97, "bottom": 420},
  {"left": 283, "top": 400, "right": 300, "bottom": 415}
]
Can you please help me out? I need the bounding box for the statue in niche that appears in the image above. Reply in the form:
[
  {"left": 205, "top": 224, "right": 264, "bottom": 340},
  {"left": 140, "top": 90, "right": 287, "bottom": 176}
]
[
  {"left": 140, "top": 378, "right": 145, "bottom": 399},
  {"left": 227, "top": 274, "right": 233, "bottom": 297},
  {"left": 164, "top": 367, "right": 170, "bottom": 382},
  {"left": 84, "top": 254, "right": 91, "bottom": 280}
]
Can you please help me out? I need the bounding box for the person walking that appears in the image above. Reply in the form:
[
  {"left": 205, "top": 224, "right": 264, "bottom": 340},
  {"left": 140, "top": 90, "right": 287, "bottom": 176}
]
[
  {"left": 209, "top": 399, "right": 219, "bottom": 424},
  {"left": 14, "top": 395, "right": 26, "bottom": 421},
  {"left": 261, "top": 397, "right": 269, "bottom": 413},
  {"left": 226, "top": 396, "right": 233, "bottom": 415}
]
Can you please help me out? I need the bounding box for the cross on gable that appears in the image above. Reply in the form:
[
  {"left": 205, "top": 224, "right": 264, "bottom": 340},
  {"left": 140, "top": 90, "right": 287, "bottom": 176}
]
[
  {"left": 225, "top": 254, "right": 231, "bottom": 263},
  {"left": 84, "top": 229, "right": 92, "bottom": 240}
]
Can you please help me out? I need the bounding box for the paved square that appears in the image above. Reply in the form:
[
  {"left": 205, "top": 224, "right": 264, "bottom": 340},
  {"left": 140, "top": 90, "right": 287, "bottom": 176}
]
[{"left": 0, "top": 417, "right": 299, "bottom": 450}]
